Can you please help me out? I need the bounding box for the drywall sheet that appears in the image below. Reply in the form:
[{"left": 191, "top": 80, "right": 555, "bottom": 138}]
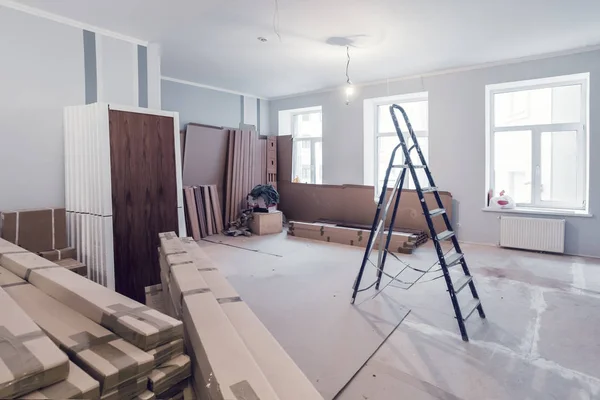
[
  {"left": 109, "top": 110, "right": 179, "bottom": 302},
  {"left": 182, "top": 124, "right": 229, "bottom": 210}
]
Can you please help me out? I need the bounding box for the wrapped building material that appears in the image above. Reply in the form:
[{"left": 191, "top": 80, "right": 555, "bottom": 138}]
[
  {"left": 19, "top": 362, "right": 100, "bottom": 400},
  {"left": 0, "top": 208, "right": 67, "bottom": 253},
  {"left": 0, "top": 238, "right": 27, "bottom": 256},
  {"left": 3, "top": 277, "right": 154, "bottom": 395},
  {"left": 0, "top": 252, "right": 183, "bottom": 350},
  {"left": 180, "top": 238, "right": 323, "bottom": 400},
  {"left": 146, "top": 339, "right": 184, "bottom": 369},
  {"left": 134, "top": 390, "right": 156, "bottom": 400},
  {"left": 100, "top": 375, "right": 147, "bottom": 400},
  {"left": 159, "top": 232, "right": 279, "bottom": 400},
  {"left": 148, "top": 355, "right": 191, "bottom": 395},
  {"left": 0, "top": 287, "right": 69, "bottom": 399}
]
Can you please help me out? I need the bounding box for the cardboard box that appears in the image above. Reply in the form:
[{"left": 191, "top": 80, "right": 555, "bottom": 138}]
[
  {"left": 38, "top": 247, "right": 77, "bottom": 262},
  {"left": 19, "top": 361, "right": 100, "bottom": 400},
  {"left": 152, "top": 379, "right": 190, "bottom": 400},
  {"left": 1, "top": 208, "right": 67, "bottom": 253},
  {"left": 100, "top": 375, "right": 147, "bottom": 400},
  {"left": 147, "top": 339, "right": 185, "bottom": 369},
  {"left": 134, "top": 390, "right": 156, "bottom": 400},
  {"left": 4, "top": 280, "right": 154, "bottom": 394},
  {"left": 159, "top": 233, "right": 279, "bottom": 400},
  {"left": 0, "top": 238, "right": 27, "bottom": 256},
  {"left": 145, "top": 283, "right": 167, "bottom": 314},
  {"left": 249, "top": 211, "right": 283, "bottom": 236},
  {"left": 0, "top": 252, "right": 183, "bottom": 351},
  {"left": 148, "top": 354, "right": 191, "bottom": 395},
  {"left": 0, "top": 287, "right": 69, "bottom": 399},
  {"left": 55, "top": 258, "right": 87, "bottom": 277},
  {"left": 181, "top": 238, "right": 323, "bottom": 400}
]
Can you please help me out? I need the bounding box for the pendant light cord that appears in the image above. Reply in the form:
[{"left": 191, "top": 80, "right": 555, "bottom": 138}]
[{"left": 345, "top": 46, "right": 351, "bottom": 84}]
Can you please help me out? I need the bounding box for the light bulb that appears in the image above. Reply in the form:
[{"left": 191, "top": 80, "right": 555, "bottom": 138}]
[{"left": 345, "top": 85, "right": 354, "bottom": 96}]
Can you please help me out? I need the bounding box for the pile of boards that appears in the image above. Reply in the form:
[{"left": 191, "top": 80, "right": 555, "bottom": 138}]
[
  {"left": 1, "top": 208, "right": 86, "bottom": 276},
  {"left": 0, "top": 238, "right": 191, "bottom": 400},
  {"left": 159, "top": 233, "right": 323, "bottom": 400},
  {"left": 288, "top": 221, "right": 420, "bottom": 254},
  {"left": 183, "top": 185, "right": 224, "bottom": 240}
]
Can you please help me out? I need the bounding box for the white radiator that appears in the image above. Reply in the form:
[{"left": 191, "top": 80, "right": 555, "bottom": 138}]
[{"left": 499, "top": 216, "right": 565, "bottom": 253}]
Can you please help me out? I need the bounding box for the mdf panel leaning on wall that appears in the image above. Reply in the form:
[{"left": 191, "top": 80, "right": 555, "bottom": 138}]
[{"left": 64, "top": 103, "right": 186, "bottom": 303}]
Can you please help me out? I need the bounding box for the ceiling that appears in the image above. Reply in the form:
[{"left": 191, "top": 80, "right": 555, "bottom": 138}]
[{"left": 12, "top": 0, "right": 600, "bottom": 98}]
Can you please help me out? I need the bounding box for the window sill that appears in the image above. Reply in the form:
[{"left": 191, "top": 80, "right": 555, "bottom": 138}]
[{"left": 482, "top": 207, "right": 592, "bottom": 218}]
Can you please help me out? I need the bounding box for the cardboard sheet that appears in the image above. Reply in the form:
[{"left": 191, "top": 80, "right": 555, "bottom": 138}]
[
  {"left": 159, "top": 233, "right": 279, "bottom": 400},
  {"left": 181, "top": 238, "right": 323, "bottom": 400},
  {"left": 38, "top": 247, "right": 77, "bottom": 262},
  {"left": 19, "top": 362, "right": 100, "bottom": 400},
  {"left": 1, "top": 208, "right": 67, "bottom": 252},
  {"left": 0, "top": 250, "right": 183, "bottom": 351},
  {"left": 55, "top": 258, "right": 87, "bottom": 277},
  {"left": 0, "top": 287, "right": 69, "bottom": 398},
  {"left": 147, "top": 339, "right": 185, "bottom": 369},
  {"left": 5, "top": 281, "right": 154, "bottom": 394},
  {"left": 148, "top": 354, "right": 191, "bottom": 395}
]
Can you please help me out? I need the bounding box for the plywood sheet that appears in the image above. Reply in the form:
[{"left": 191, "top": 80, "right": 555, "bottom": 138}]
[
  {"left": 109, "top": 110, "right": 179, "bottom": 302},
  {"left": 184, "top": 188, "right": 200, "bottom": 241}
]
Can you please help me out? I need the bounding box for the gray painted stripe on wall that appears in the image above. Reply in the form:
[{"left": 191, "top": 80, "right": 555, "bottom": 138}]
[
  {"left": 137, "top": 45, "right": 148, "bottom": 108},
  {"left": 83, "top": 30, "right": 97, "bottom": 104},
  {"left": 240, "top": 95, "right": 245, "bottom": 125},
  {"left": 257, "top": 98, "right": 261, "bottom": 133}
]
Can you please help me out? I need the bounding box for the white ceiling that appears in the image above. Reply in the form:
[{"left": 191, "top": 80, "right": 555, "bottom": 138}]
[{"left": 12, "top": 0, "right": 600, "bottom": 98}]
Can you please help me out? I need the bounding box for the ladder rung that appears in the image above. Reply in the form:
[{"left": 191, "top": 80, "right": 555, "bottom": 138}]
[
  {"left": 453, "top": 275, "right": 472, "bottom": 294},
  {"left": 421, "top": 187, "right": 438, "bottom": 193},
  {"left": 436, "top": 230, "right": 455, "bottom": 241},
  {"left": 391, "top": 164, "right": 426, "bottom": 169},
  {"left": 444, "top": 252, "right": 464, "bottom": 267},
  {"left": 429, "top": 208, "right": 446, "bottom": 217},
  {"left": 461, "top": 299, "right": 481, "bottom": 321}
]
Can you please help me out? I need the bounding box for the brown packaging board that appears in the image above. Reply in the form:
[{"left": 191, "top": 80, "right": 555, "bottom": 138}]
[
  {"left": 158, "top": 236, "right": 279, "bottom": 400},
  {"left": 134, "top": 390, "right": 156, "bottom": 400},
  {"left": 38, "top": 247, "right": 77, "bottom": 262},
  {"left": 156, "top": 379, "right": 189, "bottom": 400},
  {"left": 147, "top": 339, "right": 185, "bottom": 369},
  {"left": 145, "top": 284, "right": 167, "bottom": 315},
  {"left": 0, "top": 238, "right": 27, "bottom": 256},
  {"left": 0, "top": 263, "right": 25, "bottom": 288},
  {"left": 5, "top": 281, "right": 154, "bottom": 394},
  {"left": 249, "top": 211, "right": 283, "bottom": 236},
  {"left": 0, "top": 252, "right": 184, "bottom": 351},
  {"left": 180, "top": 238, "right": 323, "bottom": 400},
  {"left": 148, "top": 354, "right": 191, "bottom": 395},
  {"left": 100, "top": 375, "right": 147, "bottom": 400},
  {"left": 19, "top": 361, "right": 100, "bottom": 400},
  {"left": 0, "top": 286, "right": 69, "bottom": 399},
  {"left": 55, "top": 258, "right": 87, "bottom": 277},
  {"left": 1, "top": 208, "right": 67, "bottom": 252}
]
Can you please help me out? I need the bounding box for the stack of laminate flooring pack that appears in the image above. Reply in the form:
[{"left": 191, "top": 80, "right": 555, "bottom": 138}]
[
  {"left": 0, "top": 238, "right": 192, "bottom": 400},
  {"left": 158, "top": 233, "right": 323, "bottom": 400},
  {"left": 183, "top": 185, "right": 224, "bottom": 240}
]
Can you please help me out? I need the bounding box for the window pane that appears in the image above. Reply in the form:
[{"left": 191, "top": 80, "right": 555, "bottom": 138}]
[
  {"left": 293, "top": 140, "right": 312, "bottom": 183},
  {"left": 407, "top": 138, "right": 429, "bottom": 189},
  {"left": 541, "top": 131, "right": 579, "bottom": 204},
  {"left": 293, "top": 112, "right": 322, "bottom": 137},
  {"left": 377, "top": 136, "right": 402, "bottom": 191},
  {"left": 315, "top": 140, "right": 323, "bottom": 184},
  {"left": 494, "top": 131, "right": 532, "bottom": 203},
  {"left": 494, "top": 84, "right": 581, "bottom": 127},
  {"left": 378, "top": 101, "right": 427, "bottom": 133}
]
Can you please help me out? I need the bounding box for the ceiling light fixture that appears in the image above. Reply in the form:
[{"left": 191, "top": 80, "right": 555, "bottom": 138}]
[
  {"left": 345, "top": 46, "right": 354, "bottom": 105},
  {"left": 257, "top": 37, "right": 268, "bottom": 42}
]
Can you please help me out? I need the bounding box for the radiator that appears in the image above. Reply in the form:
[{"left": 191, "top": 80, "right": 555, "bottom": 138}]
[{"left": 499, "top": 216, "right": 565, "bottom": 253}]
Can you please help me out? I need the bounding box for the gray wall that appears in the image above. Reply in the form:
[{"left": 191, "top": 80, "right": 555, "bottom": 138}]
[
  {"left": 269, "top": 50, "right": 600, "bottom": 257},
  {"left": 0, "top": 4, "right": 159, "bottom": 212}
]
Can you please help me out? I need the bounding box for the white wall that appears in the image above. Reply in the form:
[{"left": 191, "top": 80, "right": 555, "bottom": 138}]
[
  {"left": 0, "top": 4, "right": 160, "bottom": 212},
  {"left": 269, "top": 50, "right": 600, "bottom": 257}
]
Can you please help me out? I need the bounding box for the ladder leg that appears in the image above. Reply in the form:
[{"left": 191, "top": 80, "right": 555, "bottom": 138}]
[{"left": 375, "top": 168, "right": 407, "bottom": 289}]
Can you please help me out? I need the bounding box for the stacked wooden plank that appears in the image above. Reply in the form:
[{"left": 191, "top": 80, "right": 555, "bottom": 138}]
[
  {"left": 0, "top": 237, "right": 191, "bottom": 399},
  {"left": 266, "top": 136, "right": 278, "bottom": 189},
  {"left": 159, "top": 232, "right": 323, "bottom": 400},
  {"left": 316, "top": 219, "right": 430, "bottom": 248},
  {"left": 225, "top": 129, "right": 259, "bottom": 226},
  {"left": 183, "top": 185, "right": 224, "bottom": 240},
  {"left": 288, "top": 221, "right": 418, "bottom": 254}
]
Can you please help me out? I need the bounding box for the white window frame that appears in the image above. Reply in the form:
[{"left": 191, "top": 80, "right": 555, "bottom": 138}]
[
  {"left": 485, "top": 73, "right": 589, "bottom": 211},
  {"left": 290, "top": 108, "right": 322, "bottom": 184},
  {"left": 366, "top": 92, "right": 428, "bottom": 199}
]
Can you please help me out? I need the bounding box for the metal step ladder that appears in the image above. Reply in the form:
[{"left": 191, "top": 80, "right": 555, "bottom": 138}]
[{"left": 351, "top": 104, "right": 485, "bottom": 341}]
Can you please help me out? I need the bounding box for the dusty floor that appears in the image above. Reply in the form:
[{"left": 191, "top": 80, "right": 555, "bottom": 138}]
[{"left": 198, "top": 232, "right": 600, "bottom": 400}]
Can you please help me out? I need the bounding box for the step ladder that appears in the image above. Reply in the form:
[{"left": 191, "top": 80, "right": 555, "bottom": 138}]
[{"left": 350, "top": 104, "right": 485, "bottom": 341}]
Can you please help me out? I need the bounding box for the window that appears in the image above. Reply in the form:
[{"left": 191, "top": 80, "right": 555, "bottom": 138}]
[
  {"left": 372, "top": 93, "right": 429, "bottom": 196},
  {"left": 486, "top": 73, "right": 588, "bottom": 211},
  {"left": 290, "top": 108, "right": 322, "bottom": 184}
]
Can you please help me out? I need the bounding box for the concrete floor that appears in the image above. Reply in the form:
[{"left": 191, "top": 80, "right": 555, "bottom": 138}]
[{"left": 198, "top": 232, "right": 600, "bottom": 400}]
